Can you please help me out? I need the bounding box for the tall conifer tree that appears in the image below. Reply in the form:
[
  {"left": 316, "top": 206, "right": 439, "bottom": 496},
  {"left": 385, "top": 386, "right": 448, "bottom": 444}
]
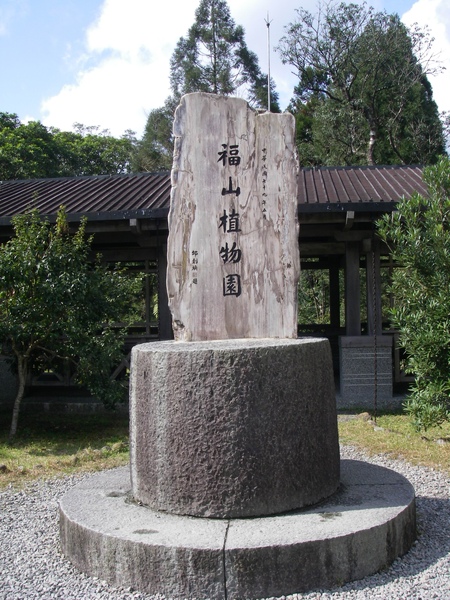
[
  {"left": 170, "top": 0, "right": 276, "bottom": 107},
  {"left": 135, "top": 0, "right": 279, "bottom": 172}
]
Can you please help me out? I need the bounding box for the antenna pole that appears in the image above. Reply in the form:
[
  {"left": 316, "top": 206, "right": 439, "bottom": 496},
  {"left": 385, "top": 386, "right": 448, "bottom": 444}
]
[{"left": 265, "top": 13, "right": 273, "bottom": 112}]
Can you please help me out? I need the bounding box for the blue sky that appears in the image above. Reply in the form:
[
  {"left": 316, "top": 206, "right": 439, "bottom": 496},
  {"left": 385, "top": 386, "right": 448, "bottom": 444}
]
[{"left": 1, "top": 0, "right": 448, "bottom": 137}]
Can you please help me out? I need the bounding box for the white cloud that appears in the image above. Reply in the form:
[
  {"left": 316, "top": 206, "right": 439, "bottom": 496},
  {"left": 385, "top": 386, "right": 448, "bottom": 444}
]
[
  {"left": 42, "top": 57, "right": 166, "bottom": 136},
  {"left": 402, "top": 0, "right": 450, "bottom": 114},
  {"left": 39, "top": 0, "right": 381, "bottom": 137},
  {"left": 0, "top": 0, "right": 27, "bottom": 37},
  {"left": 41, "top": 0, "right": 200, "bottom": 136},
  {"left": 41, "top": 0, "right": 314, "bottom": 136}
]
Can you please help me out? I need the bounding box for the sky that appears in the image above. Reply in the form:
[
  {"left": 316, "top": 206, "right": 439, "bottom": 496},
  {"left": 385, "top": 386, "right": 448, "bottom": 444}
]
[{"left": 0, "top": 0, "right": 449, "bottom": 138}]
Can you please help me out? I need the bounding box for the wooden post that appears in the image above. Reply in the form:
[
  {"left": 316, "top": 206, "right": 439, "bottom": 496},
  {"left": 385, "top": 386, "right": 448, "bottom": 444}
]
[
  {"left": 157, "top": 243, "right": 173, "bottom": 340},
  {"left": 345, "top": 242, "right": 361, "bottom": 336},
  {"left": 329, "top": 255, "right": 340, "bottom": 329},
  {"left": 366, "top": 239, "right": 382, "bottom": 336}
]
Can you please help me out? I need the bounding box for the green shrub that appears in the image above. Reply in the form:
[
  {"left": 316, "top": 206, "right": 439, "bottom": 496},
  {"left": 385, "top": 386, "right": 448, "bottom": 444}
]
[{"left": 377, "top": 156, "right": 450, "bottom": 430}]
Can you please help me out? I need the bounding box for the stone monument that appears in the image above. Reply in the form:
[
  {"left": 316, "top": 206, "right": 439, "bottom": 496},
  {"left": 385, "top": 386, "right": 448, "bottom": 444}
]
[
  {"left": 131, "top": 93, "right": 340, "bottom": 518},
  {"left": 167, "top": 93, "right": 299, "bottom": 341},
  {"left": 59, "top": 93, "right": 416, "bottom": 599}
]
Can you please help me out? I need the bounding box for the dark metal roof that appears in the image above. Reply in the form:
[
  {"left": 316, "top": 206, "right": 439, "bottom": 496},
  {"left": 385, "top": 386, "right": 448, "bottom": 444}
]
[
  {"left": 0, "top": 165, "right": 426, "bottom": 223},
  {"left": 0, "top": 172, "right": 172, "bottom": 223},
  {"left": 299, "top": 164, "right": 426, "bottom": 212}
]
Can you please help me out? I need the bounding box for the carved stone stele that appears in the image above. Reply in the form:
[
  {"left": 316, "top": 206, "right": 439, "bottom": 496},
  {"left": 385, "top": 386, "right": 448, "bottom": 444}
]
[{"left": 167, "top": 93, "right": 299, "bottom": 341}]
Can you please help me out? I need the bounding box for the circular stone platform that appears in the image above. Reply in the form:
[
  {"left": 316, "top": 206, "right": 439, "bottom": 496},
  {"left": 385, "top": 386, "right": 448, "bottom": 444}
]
[{"left": 59, "top": 459, "right": 416, "bottom": 599}]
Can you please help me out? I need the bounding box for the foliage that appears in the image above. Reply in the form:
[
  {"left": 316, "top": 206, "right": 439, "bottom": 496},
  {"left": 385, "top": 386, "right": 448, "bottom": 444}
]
[
  {"left": 135, "top": 0, "right": 279, "bottom": 172},
  {"left": 132, "top": 98, "right": 177, "bottom": 172},
  {"left": 288, "top": 95, "right": 322, "bottom": 166},
  {"left": 52, "top": 124, "right": 137, "bottom": 176},
  {"left": 0, "top": 114, "right": 137, "bottom": 180},
  {"left": 443, "top": 111, "right": 450, "bottom": 147},
  {"left": 298, "top": 264, "right": 332, "bottom": 325},
  {"left": 377, "top": 157, "right": 450, "bottom": 430},
  {"left": 170, "top": 0, "right": 277, "bottom": 108},
  {"left": 0, "top": 114, "right": 60, "bottom": 179},
  {"left": 278, "top": 1, "right": 446, "bottom": 166},
  {"left": 0, "top": 208, "right": 141, "bottom": 440}
]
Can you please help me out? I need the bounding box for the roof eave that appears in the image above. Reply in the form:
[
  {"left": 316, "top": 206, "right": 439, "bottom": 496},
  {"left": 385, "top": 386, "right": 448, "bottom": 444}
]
[
  {"left": 0, "top": 207, "right": 170, "bottom": 227},
  {"left": 298, "top": 201, "right": 398, "bottom": 214}
]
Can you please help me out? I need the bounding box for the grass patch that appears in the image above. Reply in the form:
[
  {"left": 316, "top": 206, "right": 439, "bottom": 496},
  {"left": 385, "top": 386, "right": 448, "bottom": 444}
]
[
  {"left": 338, "top": 411, "right": 450, "bottom": 474},
  {"left": 0, "top": 409, "right": 129, "bottom": 490}
]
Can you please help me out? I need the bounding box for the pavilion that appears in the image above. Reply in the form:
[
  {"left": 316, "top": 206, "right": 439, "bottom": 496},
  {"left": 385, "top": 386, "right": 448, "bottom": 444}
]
[{"left": 0, "top": 164, "right": 426, "bottom": 409}]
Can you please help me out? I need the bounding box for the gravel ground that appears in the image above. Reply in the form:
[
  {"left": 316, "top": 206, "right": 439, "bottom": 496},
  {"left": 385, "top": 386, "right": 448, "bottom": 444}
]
[{"left": 1, "top": 446, "right": 449, "bottom": 600}]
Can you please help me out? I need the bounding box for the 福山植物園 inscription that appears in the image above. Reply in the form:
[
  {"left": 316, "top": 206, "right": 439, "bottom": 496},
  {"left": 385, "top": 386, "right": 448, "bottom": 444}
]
[{"left": 167, "top": 93, "right": 299, "bottom": 340}]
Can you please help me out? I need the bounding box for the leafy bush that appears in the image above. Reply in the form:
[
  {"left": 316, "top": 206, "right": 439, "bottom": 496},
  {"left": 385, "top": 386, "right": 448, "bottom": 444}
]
[
  {"left": 0, "top": 208, "right": 141, "bottom": 440},
  {"left": 377, "top": 157, "right": 450, "bottom": 430}
]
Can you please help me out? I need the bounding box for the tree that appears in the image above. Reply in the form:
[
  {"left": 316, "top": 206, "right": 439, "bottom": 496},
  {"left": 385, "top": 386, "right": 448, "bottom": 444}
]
[
  {"left": 377, "top": 157, "right": 450, "bottom": 430},
  {"left": 298, "top": 265, "right": 332, "bottom": 326},
  {"left": 170, "top": 0, "right": 277, "bottom": 108},
  {"left": 135, "top": 0, "right": 279, "bottom": 172},
  {"left": 278, "top": 1, "right": 446, "bottom": 166},
  {"left": 0, "top": 114, "right": 137, "bottom": 180},
  {"left": 53, "top": 125, "right": 137, "bottom": 176},
  {"left": 132, "top": 99, "right": 177, "bottom": 172},
  {"left": 0, "top": 115, "right": 60, "bottom": 179},
  {"left": 0, "top": 208, "right": 141, "bottom": 441}
]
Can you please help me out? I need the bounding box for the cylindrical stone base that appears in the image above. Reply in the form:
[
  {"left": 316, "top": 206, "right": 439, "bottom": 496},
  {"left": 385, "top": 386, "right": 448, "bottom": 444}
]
[{"left": 129, "top": 338, "right": 339, "bottom": 518}]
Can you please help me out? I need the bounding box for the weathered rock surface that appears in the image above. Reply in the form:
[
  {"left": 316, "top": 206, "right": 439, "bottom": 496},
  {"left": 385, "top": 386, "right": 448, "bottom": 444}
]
[
  {"left": 59, "top": 460, "right": 416, "bottom": 599},
  {"left": 130, "top": 337, "right": 340, "bottom": 518},
  {"left": 167, "top": 92, "right": 299, "bottom": 341}
]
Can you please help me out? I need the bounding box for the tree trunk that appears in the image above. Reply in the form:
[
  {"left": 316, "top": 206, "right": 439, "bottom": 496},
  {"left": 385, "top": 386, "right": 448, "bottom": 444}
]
[
  {"left": 367, "top": 127, "right": 376, "bottom": 165},
  {"left": 8, "top": 356, "right": 27, "bottom": 443}
]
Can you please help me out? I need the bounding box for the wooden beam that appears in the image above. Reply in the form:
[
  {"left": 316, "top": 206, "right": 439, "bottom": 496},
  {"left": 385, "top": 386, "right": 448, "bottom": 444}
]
[
  {"left": 94, "top": 248, "right": 159, "bottom": 262},
  {"left": 344, "top": 210, "right": 355, "bottom": 231},
  {"left": 334, "top": 231, "right": 374, "bottom": 242},
  {"left": 300, "top": 242, "right": 345, "bottom": 256}
]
